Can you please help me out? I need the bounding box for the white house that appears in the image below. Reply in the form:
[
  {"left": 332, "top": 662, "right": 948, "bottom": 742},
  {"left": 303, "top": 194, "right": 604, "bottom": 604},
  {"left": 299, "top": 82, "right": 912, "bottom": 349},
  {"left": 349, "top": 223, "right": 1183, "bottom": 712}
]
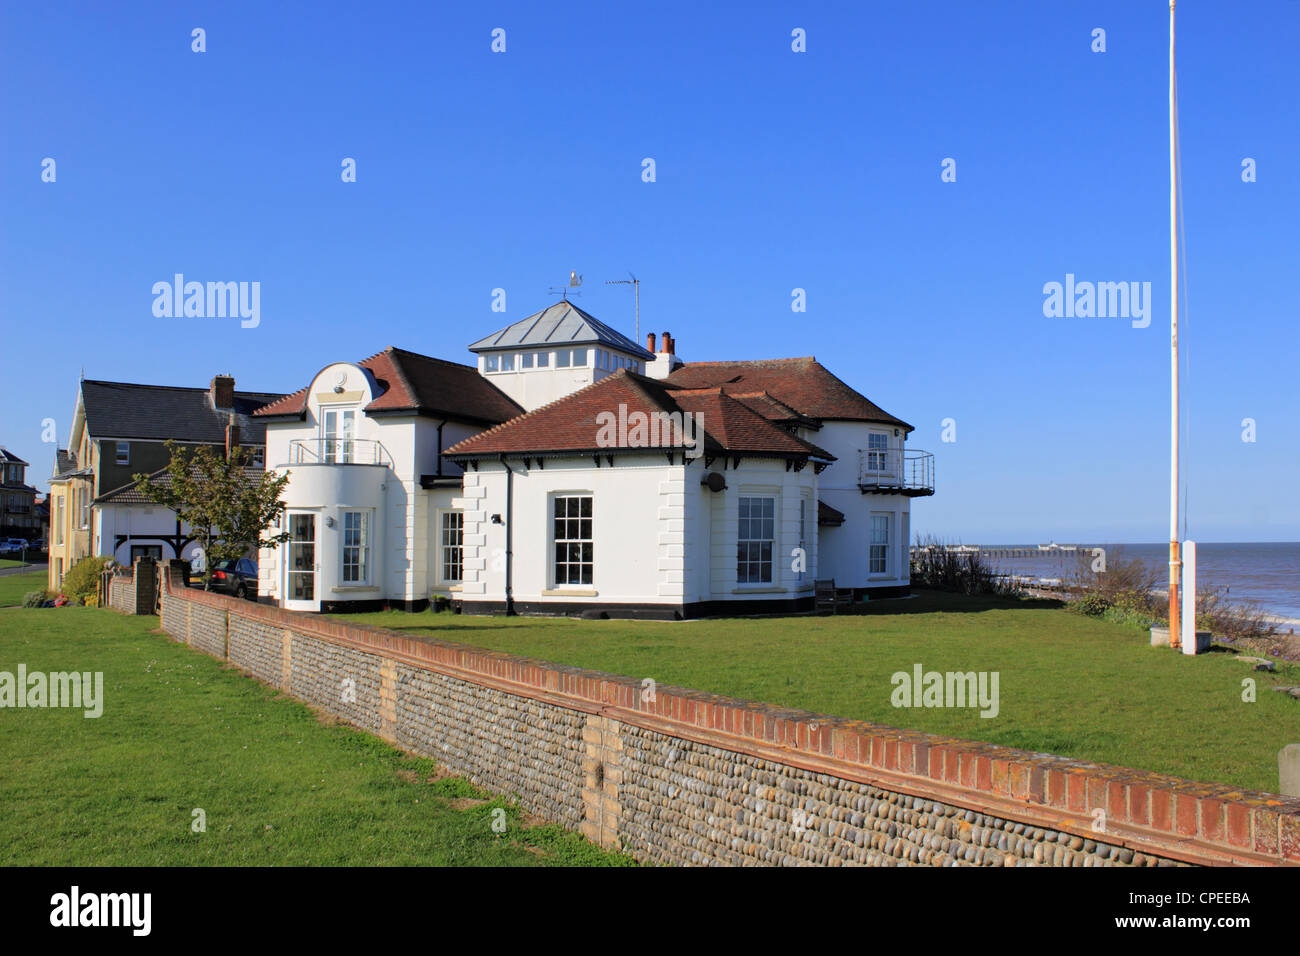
[{"left": 255, "top": 300, "right": 932, "bottom": 617}]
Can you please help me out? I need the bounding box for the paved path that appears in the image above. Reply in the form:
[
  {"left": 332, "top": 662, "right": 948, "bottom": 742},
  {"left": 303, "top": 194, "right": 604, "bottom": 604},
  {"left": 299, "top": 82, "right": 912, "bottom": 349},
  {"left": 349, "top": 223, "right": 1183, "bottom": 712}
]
[{"left": 0, "top": 562, "right": 47, "bottom": 577}]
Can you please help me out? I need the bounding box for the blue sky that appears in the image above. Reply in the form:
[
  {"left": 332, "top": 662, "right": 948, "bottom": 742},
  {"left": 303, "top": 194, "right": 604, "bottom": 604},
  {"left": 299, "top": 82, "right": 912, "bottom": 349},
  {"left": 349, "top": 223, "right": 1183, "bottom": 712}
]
[{"left": 2, "top": 1, "right": 1296, "bottom": 543}]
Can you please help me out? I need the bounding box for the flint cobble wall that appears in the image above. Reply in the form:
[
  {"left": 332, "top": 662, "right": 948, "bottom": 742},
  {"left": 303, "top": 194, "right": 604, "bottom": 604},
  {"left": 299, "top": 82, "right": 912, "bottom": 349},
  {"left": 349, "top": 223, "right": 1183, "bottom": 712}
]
[
  {"left": 395, "top": 666, "right": 588, "bottom": 828},
  {"left": 188, "top": 604, "right": 227, "bottom": 660},
  {"left": 154, "top": 575, "right": 1300, "bottom": 867},
  {"left": 226, "top": 613, "right": 281, "bottom": 687},
  {"left": 291, "top": 635, "right": 385, "bottom": 734},
  {"left": 617, "top": 724, "right": 1151, "bottom": 867}
]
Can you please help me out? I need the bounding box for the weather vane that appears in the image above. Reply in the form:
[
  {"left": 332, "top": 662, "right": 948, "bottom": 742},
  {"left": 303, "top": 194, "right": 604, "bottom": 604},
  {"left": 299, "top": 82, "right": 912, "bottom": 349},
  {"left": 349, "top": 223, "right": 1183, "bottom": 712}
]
[{"left": 548, "top": 270, "right": 583, "bottom": 301}]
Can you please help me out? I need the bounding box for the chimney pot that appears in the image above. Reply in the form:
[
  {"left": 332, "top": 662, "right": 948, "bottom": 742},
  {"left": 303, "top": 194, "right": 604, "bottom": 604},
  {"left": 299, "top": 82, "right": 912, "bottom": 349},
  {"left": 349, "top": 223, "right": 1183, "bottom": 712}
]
[
  {"left": 210, "top": 374, "right": 235, "bottom": 409},
  {"left": 646, "top": 332, "right": 656, "bottom": 353}
]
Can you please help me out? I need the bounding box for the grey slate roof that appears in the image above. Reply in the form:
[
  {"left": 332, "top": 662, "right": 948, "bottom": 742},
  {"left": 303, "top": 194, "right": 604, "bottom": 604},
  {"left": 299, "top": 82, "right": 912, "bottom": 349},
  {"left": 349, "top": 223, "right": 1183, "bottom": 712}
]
[
  {"left": 468, "top": 301, "right": 654, "bottom": 360},
  {"left": 80, "top": 380, "right": 286, "bottom": 444},
  {"left": 97, "top": 463, "right": 265, "bottom": 505},
  {"left": 0, "top": 447, "right": 29, "bottom": 465}
]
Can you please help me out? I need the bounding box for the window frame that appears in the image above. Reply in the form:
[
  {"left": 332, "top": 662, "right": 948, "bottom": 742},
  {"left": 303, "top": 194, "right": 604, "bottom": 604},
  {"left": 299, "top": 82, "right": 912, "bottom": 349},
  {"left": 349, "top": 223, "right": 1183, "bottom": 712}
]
[
  {"left": 870, "top": 513, "right": 892, "bottom": 576},
  {"left": 439, "top": 509, "right": 464, "bottom": 585},
  {"left": 736, "top": 495, "right": 776, "bottom": 585},
  {"left": 340, "top": 509, "right": 370, "bottom": 585},
  {"left": 551, "top": 493, "right": 593, "bottom": 588},
  {"left": 322, "top": 406, "right": 358, "bottom": 463},
  {"left": 115, "top": 441, "right": 130, "bottom": 466},
  {"left": 865, "top": 431, "right": 891, "bottom": 473}
]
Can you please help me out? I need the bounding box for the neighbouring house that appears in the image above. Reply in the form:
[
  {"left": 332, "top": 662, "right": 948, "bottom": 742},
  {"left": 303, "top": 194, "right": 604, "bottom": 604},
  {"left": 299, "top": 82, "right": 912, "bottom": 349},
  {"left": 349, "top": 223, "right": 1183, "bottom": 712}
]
[
  {"left": 47, "top": 375, "right": 285, "bottom": 591},
  {"left": 256, "top": 300, "right": 932, "bottom": 617},
  {"left": 34, "top": 494, "right": 50, "bottom": 547},
  {"left": 0, "top": 448, "right": 40, "bottom": 541}
]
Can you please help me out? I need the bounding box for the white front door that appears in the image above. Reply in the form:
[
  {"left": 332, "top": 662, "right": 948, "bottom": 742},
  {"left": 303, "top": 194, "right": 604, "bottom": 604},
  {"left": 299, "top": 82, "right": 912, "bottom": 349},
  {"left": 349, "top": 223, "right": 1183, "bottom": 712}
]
[{"left": 283, "top": 511, "right": 318, "bottom": 610}]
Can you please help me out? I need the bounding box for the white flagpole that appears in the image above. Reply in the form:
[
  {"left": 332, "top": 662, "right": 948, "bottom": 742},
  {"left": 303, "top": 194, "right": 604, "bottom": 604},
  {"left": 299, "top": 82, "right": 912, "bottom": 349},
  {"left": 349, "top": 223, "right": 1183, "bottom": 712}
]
[{"left": 1168, "top": 0, "right": 1183, "bottom": 649}]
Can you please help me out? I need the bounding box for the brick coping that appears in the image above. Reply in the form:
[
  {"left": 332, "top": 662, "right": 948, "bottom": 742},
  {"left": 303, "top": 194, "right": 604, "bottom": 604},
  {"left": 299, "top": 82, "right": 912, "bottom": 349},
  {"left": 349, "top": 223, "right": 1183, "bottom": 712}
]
[{"left": 159, "top": 576, "right": 1300, "bottom": 866}]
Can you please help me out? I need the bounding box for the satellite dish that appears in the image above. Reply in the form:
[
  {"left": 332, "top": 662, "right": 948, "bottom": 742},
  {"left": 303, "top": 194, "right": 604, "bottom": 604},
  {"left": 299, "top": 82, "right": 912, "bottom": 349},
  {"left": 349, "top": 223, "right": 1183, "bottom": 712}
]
[{"left": 703, "top": 472, "right": 727, "bottom": 493}]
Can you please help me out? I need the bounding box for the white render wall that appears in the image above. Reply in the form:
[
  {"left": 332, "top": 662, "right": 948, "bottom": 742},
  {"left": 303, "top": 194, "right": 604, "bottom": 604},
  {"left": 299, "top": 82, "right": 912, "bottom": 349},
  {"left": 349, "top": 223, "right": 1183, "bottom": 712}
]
[
  {"left": 95, "top": 502, "right": 206, "bottom": 566},
  {"left": 699, "top": 459, "right": 819, "bottom": 603},
  {"left": 457, "top": 457, "right": 682, "bottom": 608},
  {"left": 806, "top": 420, "right": 911, "bottom": 589},
  {"left": 476, "top": 354, "right": 596, "bottom": 411},
  {"left": 457, "top": 455, "right": 821, "bottom": 610}
]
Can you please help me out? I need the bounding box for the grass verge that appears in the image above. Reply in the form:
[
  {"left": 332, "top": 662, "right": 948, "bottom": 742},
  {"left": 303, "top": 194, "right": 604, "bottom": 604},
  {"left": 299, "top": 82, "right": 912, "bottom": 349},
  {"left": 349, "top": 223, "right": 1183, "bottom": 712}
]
[
  {"left": 343, "top": 590, "right": 1300, "bottom": 793},
  {"left": 0, "top": 606, "right": 631, "bottom": 866}
]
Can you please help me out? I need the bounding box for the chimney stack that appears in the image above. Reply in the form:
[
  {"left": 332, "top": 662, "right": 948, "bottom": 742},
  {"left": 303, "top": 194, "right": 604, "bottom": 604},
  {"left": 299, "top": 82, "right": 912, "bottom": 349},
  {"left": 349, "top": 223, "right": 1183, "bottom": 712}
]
[
  {"left": 210, "top": 374, "right": 235, "bottom": 409},
  {"left": 225, "top": 413, "right": 240, "bottom": 460},
  {"left": 646, "top": 332, "right": 656, "bottom": 353}
]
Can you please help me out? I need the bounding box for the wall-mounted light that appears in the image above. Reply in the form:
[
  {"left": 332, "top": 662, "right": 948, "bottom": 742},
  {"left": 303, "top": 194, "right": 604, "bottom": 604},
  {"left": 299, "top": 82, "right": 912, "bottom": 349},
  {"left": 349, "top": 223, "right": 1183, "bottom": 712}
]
[
  {"left": 894, "top": 428, "right": 900, "bottom": 437},
  {"left": 491, "top": 514, "right": 504, "bottom": 525},
  {"left": 325, "top": 516, "right": 335, "bottom": 528}
]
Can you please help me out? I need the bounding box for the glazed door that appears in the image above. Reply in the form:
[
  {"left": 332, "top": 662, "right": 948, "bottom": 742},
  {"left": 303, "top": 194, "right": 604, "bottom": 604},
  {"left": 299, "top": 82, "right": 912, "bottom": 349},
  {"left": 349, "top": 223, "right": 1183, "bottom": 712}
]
[{"left": 283, "top": 512, "right": 318, "bottom": 610}]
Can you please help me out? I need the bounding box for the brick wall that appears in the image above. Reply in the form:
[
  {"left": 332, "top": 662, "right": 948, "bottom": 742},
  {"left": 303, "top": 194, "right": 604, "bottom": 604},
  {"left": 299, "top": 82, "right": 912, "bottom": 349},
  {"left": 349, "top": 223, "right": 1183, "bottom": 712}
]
[
  {"left": 105, "top": 558, "right": 157, "bottom": 615},
  {"left": 154, "top": 577, "right": 1300, "bottom": 867}
]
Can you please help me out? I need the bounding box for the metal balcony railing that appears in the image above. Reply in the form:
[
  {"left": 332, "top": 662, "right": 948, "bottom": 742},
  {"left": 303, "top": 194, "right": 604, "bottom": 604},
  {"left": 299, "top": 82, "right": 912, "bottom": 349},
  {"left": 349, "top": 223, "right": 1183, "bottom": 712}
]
[
  {"left": 857, "top": 447, "right": 935, "bottom": 496},
  {"left": 287, "top": 438, "right": 393, "bottom": 466}
]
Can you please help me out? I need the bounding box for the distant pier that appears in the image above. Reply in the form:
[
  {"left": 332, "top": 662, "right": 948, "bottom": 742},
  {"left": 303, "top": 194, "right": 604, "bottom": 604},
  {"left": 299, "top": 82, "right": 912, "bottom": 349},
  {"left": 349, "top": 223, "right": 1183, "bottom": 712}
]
[{"left": 909, "top": 544, "right": 1100, "bottom": 559}]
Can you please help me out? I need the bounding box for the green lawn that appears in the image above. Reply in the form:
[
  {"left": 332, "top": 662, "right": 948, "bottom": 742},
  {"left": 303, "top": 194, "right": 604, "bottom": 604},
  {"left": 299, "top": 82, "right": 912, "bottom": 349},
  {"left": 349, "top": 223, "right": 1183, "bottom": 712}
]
[
  {"left": 0, "top": 606, "right": 630, "bottom": 865},
  {"left": 343, "top": 592, "right": 1300, "bottom": 794},
  {"left": 0, "top": 570, "right": 46, "bottom": 608},
  {"left": 0, "top": 558, "right": 33, "bottom": 570}
]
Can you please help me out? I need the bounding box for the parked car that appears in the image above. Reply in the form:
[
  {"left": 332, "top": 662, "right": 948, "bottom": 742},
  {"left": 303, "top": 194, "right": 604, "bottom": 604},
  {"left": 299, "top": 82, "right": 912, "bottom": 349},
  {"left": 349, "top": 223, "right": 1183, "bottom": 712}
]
[
  {"left": 0, "top": 539, "right": 28, "bottom": 555},
  {"left": 207, "top": 558, "right": 258, "bottom": 600}
]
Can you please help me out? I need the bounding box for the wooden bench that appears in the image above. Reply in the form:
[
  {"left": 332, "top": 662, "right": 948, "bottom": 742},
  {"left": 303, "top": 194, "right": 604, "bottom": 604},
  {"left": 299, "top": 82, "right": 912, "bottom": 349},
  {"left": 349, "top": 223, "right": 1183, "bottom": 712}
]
[{"left": 814, "top": 579, "right": 854, "bottom": 613}]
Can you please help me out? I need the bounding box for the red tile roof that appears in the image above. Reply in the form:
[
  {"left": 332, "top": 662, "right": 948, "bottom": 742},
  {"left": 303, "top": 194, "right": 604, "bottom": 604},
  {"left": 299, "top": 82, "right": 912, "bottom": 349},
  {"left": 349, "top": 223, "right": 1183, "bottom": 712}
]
[
  {"left": 254, "top": 347, "right": 522, "bottom": 426},
  {"left": 443, "top": 371, "right": 835, "bottom": 460},
  {"left": 665, "top": 357, "right": 912, "bottom": 431}
]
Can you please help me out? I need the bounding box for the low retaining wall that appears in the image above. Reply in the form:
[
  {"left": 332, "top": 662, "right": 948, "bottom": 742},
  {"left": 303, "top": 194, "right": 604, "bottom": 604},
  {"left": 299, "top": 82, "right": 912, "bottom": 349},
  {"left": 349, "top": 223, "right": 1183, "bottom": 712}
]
[{"left": 151, "top": 572, "right": 1300, "bottom": 867}]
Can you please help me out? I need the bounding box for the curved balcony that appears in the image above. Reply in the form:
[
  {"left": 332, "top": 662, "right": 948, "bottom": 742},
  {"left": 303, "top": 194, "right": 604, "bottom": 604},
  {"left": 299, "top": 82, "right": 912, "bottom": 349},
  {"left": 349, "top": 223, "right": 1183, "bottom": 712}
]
[
  {"left": 858, "top": 448, "right": 934, "bottom": 497},
  {"left": 286, "top": 438, "right": 393, "bottom": 467}
]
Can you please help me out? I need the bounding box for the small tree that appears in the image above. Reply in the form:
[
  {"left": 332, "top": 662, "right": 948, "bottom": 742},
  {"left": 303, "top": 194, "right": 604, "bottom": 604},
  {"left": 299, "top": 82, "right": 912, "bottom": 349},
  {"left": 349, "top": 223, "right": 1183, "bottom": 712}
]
[{"left": 134, "top": 440, "right": 290, "bottom": 590}]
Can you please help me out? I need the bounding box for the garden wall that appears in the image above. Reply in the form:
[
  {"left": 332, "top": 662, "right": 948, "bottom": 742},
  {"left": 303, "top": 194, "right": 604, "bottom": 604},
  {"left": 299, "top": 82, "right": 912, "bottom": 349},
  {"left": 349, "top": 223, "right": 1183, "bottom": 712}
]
[{"left": 151, "top": 570, "right": 1300, "bottom": 867}]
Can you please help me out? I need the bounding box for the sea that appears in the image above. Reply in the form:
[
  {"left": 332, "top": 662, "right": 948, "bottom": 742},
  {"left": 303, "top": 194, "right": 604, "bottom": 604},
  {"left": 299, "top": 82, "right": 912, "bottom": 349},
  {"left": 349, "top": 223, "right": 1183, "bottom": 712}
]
[{"left": 972, "top": 542, "right": 1300, "bottom": 623}]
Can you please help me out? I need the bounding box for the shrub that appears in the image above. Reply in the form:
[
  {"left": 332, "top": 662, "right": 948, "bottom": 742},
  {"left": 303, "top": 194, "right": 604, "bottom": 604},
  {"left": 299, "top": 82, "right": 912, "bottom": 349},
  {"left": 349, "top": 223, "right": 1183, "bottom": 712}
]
[
  {"left": 909, "top": 537, "right": 1023, "bottom": 597},
  {"left": 61, "top": 555, "right": 108, "bottom": 601},
  {"left": 22, "top": 590, "right": 51, "bottom": 608},
  {"left": 1070, "top": 593, "right": 1112, "bottom": 617}
]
